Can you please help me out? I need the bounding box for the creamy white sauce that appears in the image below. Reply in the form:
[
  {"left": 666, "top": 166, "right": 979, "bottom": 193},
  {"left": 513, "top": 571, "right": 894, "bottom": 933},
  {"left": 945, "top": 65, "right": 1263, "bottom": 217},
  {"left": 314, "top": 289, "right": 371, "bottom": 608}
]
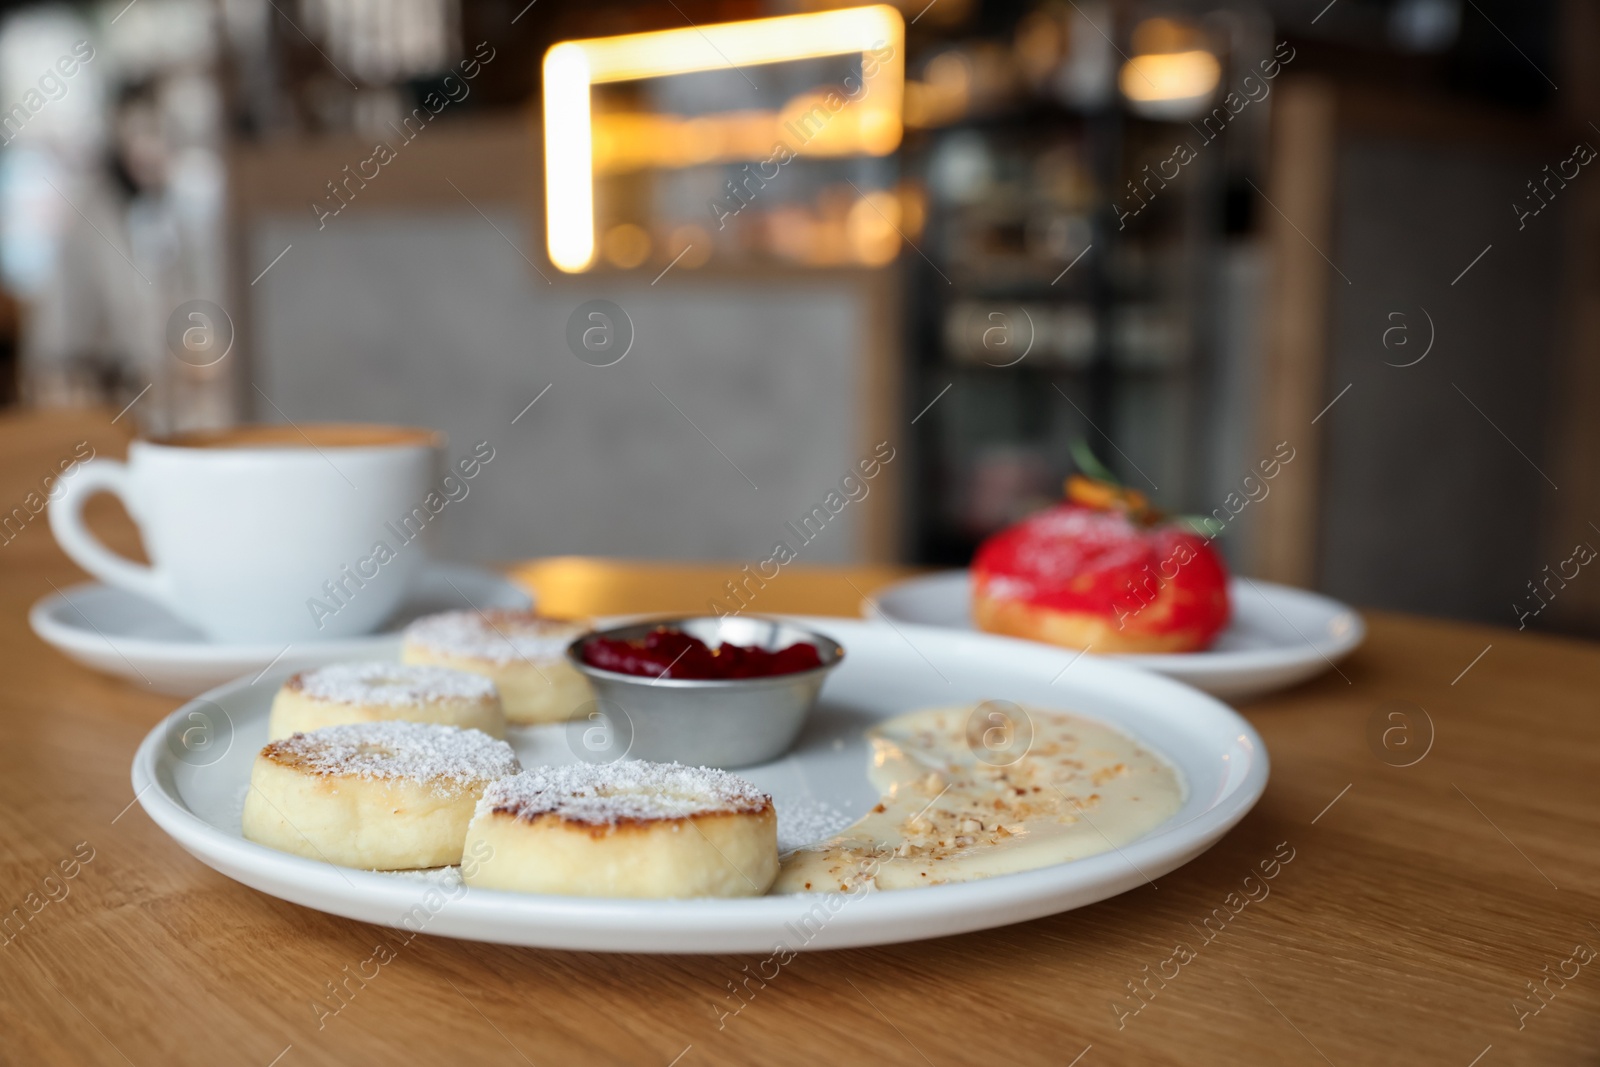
[{"left": 773, "top": 705, "right": 1184, "bottom": 893}]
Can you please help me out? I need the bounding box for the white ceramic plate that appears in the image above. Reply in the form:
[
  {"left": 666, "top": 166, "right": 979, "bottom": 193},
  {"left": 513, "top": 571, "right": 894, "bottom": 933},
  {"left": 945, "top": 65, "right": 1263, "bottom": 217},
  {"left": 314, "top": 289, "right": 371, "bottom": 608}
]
[
  {"left": 131, "top": 616, "right": 1267, "bottom": 953},
  {"left": 865, "top": 571, "right": 1364, "bottom": 702},
  {"left": 31, "top": 562, "right": 531, "bottom": 696}
]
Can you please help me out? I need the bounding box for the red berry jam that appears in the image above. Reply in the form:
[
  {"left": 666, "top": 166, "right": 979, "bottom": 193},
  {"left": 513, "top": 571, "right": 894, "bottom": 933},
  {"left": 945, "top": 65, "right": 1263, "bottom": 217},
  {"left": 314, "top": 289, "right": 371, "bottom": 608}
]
[{"left": 581, "top": 628, "right": 824, "bottom": 679}]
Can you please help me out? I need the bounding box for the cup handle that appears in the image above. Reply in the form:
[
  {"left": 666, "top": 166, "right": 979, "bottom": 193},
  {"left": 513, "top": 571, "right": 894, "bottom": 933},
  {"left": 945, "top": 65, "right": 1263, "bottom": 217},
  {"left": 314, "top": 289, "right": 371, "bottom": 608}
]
[{"left": 47, "top": 459, "right": 174, "bottom": 608}]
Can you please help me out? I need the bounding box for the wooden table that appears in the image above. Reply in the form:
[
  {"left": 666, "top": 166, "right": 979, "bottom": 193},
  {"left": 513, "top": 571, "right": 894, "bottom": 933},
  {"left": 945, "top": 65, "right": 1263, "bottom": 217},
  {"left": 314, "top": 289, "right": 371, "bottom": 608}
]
[{"left": 1, "top": 410, "right": 1596, "bottom": 1065}]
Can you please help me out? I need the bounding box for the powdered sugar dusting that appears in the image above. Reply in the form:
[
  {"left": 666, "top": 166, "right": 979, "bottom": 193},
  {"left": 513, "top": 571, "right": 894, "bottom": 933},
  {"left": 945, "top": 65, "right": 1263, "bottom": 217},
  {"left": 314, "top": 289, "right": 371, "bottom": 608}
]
[
  {"left": 378, "top": 865, "right": 466, "bottom": 889},
  {"left": 404, "top": 610, "right": 587, "bottom": 665},
  {"left": 776, "top": 796, "right": 855, "bottom": 852},
  {"left": 291, "top": 661, "right": 497, "bottom": 706},
  {"left": 263, "top": 721, "right": 519, "bottom": 794},
  {"left": 479, "top": 761, "right": 771, "bottom": 826}
]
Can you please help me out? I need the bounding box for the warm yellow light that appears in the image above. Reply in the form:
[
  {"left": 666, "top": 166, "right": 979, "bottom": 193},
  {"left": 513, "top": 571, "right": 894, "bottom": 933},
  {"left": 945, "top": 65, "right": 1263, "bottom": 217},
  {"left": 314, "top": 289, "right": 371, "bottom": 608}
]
[
  {"left": 589, "top": 106, "right": 890, "bottom": 176},
  {"left": 846, "top": 191, "right": 901, "bottom": 265},
  {"left": 543, "top": 42, "right": 594, "bottom": 271},
  {"left": 899, "top": 183, "right": 927, "bottom": 237},
  {"left": 904, "top": 51, "right": 973, "bottom": 129},
  {"left": 578, "top": 6, "right": 902, "bottom": 82},
  {"left": 602, "top": 223, "right": 652, "bottom": 268},
  {"left": 543, "top": 5, "right": 905, "bottom": 272},
  {"left": 667, "top": 225, "right": 712, "bottom": 268},
  {"left": 1118, "top": 49, "right": 1221, "bottom": 116}
]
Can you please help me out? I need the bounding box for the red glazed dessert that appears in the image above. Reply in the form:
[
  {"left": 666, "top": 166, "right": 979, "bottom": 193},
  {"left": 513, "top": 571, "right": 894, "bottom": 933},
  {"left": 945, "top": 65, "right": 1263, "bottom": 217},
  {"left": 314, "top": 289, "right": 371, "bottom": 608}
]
[
  {"left": 971, "top": 477, "right": 1231, "bottom": 653},
  {"left": 582, "top": 627, "right": 824, "bottom": 680}
]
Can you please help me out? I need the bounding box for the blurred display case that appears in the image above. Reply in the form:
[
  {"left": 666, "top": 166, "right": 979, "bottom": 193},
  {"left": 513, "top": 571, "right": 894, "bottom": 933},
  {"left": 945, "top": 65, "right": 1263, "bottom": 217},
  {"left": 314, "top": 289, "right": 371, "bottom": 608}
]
[{"left": 900, "top": 0, "right": 1275, "bottom": 565}]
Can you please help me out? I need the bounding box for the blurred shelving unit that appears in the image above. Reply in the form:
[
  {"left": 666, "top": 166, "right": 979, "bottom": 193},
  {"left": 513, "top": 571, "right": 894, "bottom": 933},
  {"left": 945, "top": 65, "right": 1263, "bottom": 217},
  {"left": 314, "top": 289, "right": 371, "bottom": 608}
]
[{"left": 897, "top": 1, "right": 1276, "bottom": 566}]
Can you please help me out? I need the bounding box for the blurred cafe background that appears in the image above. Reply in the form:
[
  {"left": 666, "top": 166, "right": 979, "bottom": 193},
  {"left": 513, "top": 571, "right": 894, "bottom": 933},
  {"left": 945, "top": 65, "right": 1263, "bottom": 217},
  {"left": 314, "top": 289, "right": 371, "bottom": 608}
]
[{"left": 0, "top": 0, "right": 1594, "bottom": 634}]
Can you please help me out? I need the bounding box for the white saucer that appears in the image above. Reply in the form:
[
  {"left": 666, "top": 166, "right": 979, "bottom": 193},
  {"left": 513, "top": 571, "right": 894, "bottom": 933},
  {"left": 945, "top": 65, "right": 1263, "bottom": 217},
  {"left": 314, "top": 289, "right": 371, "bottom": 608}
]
[
  {"left": 131, "top": 616, "right": 1267, "bottom": 953},
  {"left": 866, "top": 571, "right": 1364, "bottom": 702},
  {"left": 31, "top": 562, "right": 532, "bottom": 696}
]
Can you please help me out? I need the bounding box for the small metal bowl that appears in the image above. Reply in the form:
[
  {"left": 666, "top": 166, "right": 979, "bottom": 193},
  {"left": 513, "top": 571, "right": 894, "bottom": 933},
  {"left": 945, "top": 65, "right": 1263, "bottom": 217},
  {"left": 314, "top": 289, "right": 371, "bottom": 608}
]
[{"left": 566, "top": 616, "right": 844, "bottom": 768}]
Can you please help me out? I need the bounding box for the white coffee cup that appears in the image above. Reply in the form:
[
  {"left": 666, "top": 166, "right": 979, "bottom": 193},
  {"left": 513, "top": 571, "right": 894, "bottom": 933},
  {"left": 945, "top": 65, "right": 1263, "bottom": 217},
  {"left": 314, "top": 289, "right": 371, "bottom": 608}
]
[{"left": 49, "top": 424, "right": 442, "bottom": 642}]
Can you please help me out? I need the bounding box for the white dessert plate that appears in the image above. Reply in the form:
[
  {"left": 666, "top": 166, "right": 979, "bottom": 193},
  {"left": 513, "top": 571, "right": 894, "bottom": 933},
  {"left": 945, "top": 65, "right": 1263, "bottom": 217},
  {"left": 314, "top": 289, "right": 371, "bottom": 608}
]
[
  {"left": 131, "top": 616, "right": 1268, "bottom": 953},
  {"left": 864, "top": 571, "right": 1364, "bottom": 702},
  {"left": 31, "top": 561, "right": 531, "bottom": 697}
]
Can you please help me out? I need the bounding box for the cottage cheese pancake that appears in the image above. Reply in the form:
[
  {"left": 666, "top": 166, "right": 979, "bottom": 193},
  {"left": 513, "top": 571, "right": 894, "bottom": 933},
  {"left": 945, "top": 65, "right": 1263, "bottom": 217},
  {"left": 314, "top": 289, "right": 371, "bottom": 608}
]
[
  {"left": 774, "top": 705, "right": 1183, "bottom": 892},
  {"left": 268, "top": 661, "right": 505, "bottom": 739},
  {"left": 402, "top": 611, "right": 591, "bottom": 724},
  {"left": 462, "top": 761, "right": 778, "bottom": 898},
  {"left": 241, "top": 721, "right": 519, "bottom": 870}
]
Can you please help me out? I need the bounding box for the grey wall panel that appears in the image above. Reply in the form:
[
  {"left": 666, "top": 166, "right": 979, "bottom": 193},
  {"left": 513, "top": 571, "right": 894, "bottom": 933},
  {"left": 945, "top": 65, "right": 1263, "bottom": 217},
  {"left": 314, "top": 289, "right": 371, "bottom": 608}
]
[
  {"left": 1316, "top": 138, "right": 1561, "bottom": 624},
  {"left": 250, "top": 210, "right": 869, "bottom": 566}
]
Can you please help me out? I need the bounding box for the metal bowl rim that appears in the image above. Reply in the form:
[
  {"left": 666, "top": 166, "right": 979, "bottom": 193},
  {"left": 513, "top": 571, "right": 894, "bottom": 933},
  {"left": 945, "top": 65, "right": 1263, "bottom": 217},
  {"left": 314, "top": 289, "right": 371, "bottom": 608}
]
[{"left": 564, "top": 615, "right": 846, "bottom": 690}]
